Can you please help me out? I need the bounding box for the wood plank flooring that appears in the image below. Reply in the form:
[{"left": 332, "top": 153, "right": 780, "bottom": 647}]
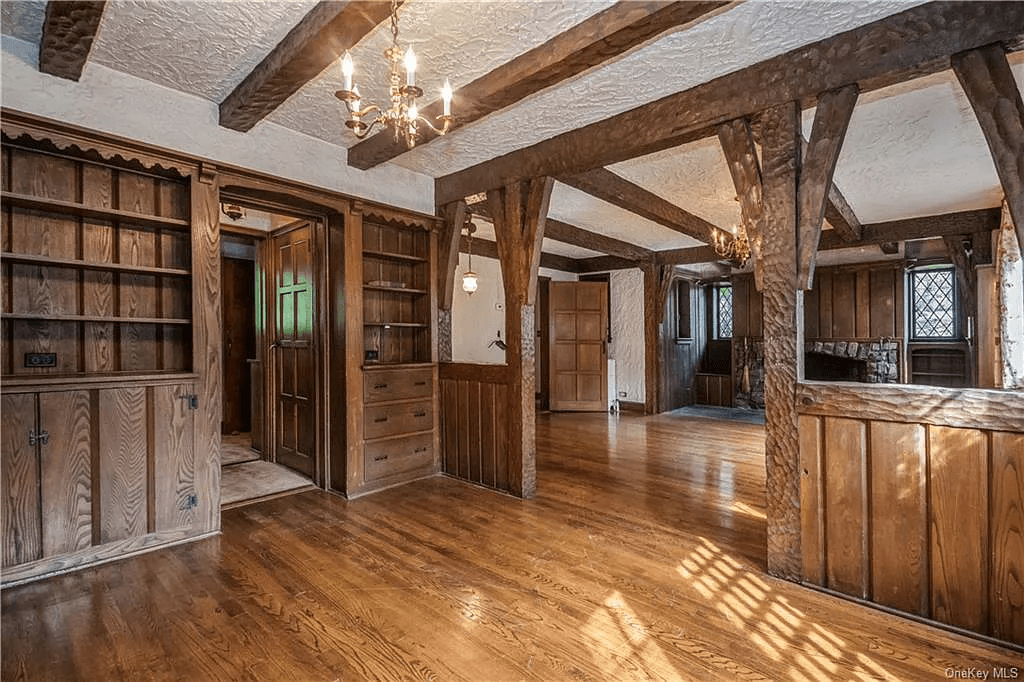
[{"left": 3, "top": 411, "right": 1021, "bottom": 681}]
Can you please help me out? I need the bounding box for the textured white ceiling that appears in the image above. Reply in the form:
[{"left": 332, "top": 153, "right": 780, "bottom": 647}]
[
  {"left": 90, "top": 0, "right": 320, "bottom": 102},
  {"left": 0, "top": 1, "right": 45, "bottom": 45},
  {"left": 468, "top": 216, "right": 603, "bottom": 259}
]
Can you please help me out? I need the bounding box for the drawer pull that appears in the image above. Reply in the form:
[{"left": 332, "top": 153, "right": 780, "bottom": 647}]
[
  {"left": 373, "top": 383, "right": 389, "bottom": 390},
  {"left": 374, "top": 455, "right": 388, "bottom": 462},
  {"left": 374, "top": 416, "right": 389, "bottom": 423},
  {"left": 414, "top": 447, "right": 428, "bottom": 454},
  {"left": 413, "top": 411, "right": 427, "bottom": 418},
  {"left": 414, "top": 381, "right": 427, "bottom": 386}
]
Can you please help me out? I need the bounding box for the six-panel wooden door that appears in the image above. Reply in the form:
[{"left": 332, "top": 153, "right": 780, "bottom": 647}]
[
  {"left": 549, "top": 281, "right": 608, "bottom": 411},
  {"left": 271, "top": 223, "right": 317, "bottom": 478}
]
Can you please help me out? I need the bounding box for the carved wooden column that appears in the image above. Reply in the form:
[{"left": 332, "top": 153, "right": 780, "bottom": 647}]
[
  {"left": 436, "top": 200, "right": 467, "bottom": 363},
  {"left": 760, "top": 102, "right": 804, "bottom": 580},
  {"left": 642, "top": 261, "right": 673, "bottom": 414},
  {"left": 487, "top": 177, "right": 553, "bottom": 498}
]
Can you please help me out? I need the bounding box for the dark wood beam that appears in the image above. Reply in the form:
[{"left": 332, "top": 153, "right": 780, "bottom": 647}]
[
  {"left": 559, "top": 168, "right": 720, "bottom": 244},
  {"left": 797, "top": 84, "right": 859, "bottom": 289},
  {"left": 717, "top": 117, "right": 765, "bottom": 289},
  {"left": 347, "top": 1, "right": 728, "bottom": 169},
  {"left": 818, "top": 208, "right": 1002, "bottom": 250},
  {"left": 653, "top": 245, "right": 721, "bottom": 266},
  {"left": 437, "top": 200, "right": 466, "bottom": 313},
  {"left": 436, "top": 2, "right": 1024, "bottom": 205},
  {"left": 459, "top": 235, "right": 581, "bottom": 274},
  {"left": 544, "top": 218, "right": 650, "bottom": 261},
  {"left": 576, "top": 255, "right": 638, "bottom": 272},
  {"left": 952, "top": 44, "right": 1024, "bottom": 251},
  {"left": 219, "top": 1, "right": 395, "bottom": 132},
  {"left": 642, "top": 261, "right": 675, "bottom": 413},
  {"left": 39, "top": 1, "right": 106, "bottom": 81},
  {"left": 824, "top": 184, "right": 861, "bottom": 242}
]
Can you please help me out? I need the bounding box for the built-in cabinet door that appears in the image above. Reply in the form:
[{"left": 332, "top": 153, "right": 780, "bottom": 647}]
[
  {"left": 271, "top": 223, "right": 316, "bottom": 478},
  {"left": 1, "top": 384, "right": 199, "bottom": 574},
  {"left": 549, "top": 281, "right": 608, "bottom": 411}
]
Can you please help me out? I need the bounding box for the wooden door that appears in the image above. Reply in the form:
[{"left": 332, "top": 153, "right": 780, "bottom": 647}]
[
  {"left": 271, "top": 223, "right": 316, "bottom": 478},
  {"left": 662, "top": 278, "right": 699, "bottom": 410},
  {"left": 549, "top": 281, "right": 608, "bottom": 411},
  {"left": 222, "top": 257, "right": 255, "bottom": 434}
]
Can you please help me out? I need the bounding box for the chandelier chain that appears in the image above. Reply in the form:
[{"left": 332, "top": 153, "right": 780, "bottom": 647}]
[{"left": 390, "top": 0, "right": 400, "bottom": 48}]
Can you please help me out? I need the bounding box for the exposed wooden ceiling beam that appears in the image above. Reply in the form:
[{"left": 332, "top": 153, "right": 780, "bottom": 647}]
[
  {"left": 824, "top": 183, "right": 862, "bottom": 242},
  {"left": 654, "top": 208, "right": 1002, "bottom": 266},
  {"left": 559, "top": 168, "right": 720, "bottom": 244},
  {"left": 220, "top": 1, "right": 395, "bottom": 132},
  {"left": 460, "top": 235, "right": 580, "bottom": 274},
  {"left": 347, "top": 1, "right": 729, "bottom": 170},
  {"left": 952, "top": 44, "right": 1024, "bottom": 251},
  {"left": 39, "top": 1, "right": 106, "bottom": 81},
  {"left": 544, "top": 218, "right": 650, "bottom": 261},
  {"left": 576, "top": 255, "right": 638, "bottom": 272},
  {"left": 466, "top": 194, "right": 650, "bottom": 261},
  {"left": 436, "top": 2, "right": 1024, "bottom": 205}
]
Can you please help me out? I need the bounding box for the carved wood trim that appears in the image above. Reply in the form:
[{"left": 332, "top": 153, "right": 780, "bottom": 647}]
[
  {"left": 435, "top": 2, "right": 1024, "bottom": 204},
  {"left": 796, "top": 382, "right": 1024, "bottom": 432},
  {"left": 798, "top": 84, "right": 859, "bottom": 289},
  {"left": 219, "top": 1, "right": 396, "bottom": 131},
  {"left": 952, "top": 44, "right": 1024, "bottom": 252},
  {"left": 39, "top": 1, "right": 106, "bottom": 82},
  {"left": 347, "top": 1, "right": 729, "bottom": 169},
  {"left": 560, "top": 168, "right": 721, "bottom": 244},
  {"left": 718, "top": 117, "right": 765, "bottom": 290}
]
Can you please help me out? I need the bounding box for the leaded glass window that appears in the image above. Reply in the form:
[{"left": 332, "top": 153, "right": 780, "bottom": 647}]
[
  {"left": 716, "top": 284, "right": 733, "bottom": 339},
  {"left": 911, "top": 266, "right": 958, "bottom": 339}
]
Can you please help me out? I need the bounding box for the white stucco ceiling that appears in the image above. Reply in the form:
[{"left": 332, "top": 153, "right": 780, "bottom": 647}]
[{"left": 1, "top": 0, "right": 1017, "bottom": 258}]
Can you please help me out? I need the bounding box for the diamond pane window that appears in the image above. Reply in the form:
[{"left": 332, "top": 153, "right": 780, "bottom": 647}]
[
  {"left": 911, "top": 267, "right": 957, "bottom": 339},
  {"left": 716, "top": 285, "right": 733, "bottom": 339}
]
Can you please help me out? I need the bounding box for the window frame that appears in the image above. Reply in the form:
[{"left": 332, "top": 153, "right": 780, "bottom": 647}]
[
  {"left": 712, "top": 283, "right": 733, "bottom": 340},
  {"left": 909, "top": 264, "right": 961, "bottom": 342}
]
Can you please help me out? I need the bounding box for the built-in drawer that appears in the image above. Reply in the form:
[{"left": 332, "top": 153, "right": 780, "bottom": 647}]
[
  {"left": 364, "top": 399, "right": 433, "bottom": 440},
  {"left": 363, "top": 368, "right": 433, "bottom": 404},
  {"left": 364, "top": 433, "right": 433, "bottom": 482}
]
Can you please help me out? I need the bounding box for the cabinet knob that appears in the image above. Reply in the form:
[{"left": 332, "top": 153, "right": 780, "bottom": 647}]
[
  {"left": 373, "top": 383, "right": 389, "bottom": 390},
  {"left": 374, "top": 416, "right": 388, "bottom": 423},
  {"left": 374, "top": 455, "right": 388, "bottom": 462}
]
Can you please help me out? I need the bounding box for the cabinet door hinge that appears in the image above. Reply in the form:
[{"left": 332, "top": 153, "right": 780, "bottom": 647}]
[
  {"left": 28, "top": 430, "right": 49, "bottom": 446},
  {"left": 181, "top": 394, "right": 199, "bottom": 410}
]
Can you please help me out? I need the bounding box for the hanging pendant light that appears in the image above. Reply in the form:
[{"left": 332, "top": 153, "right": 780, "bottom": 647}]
[{"left": 462, "top": 219, "right": 478, "bottom": 295}]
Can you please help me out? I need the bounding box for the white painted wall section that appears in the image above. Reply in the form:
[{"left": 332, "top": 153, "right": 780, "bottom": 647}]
[{"left": 609, "top": 269, "right": 645, "bottom": 404}]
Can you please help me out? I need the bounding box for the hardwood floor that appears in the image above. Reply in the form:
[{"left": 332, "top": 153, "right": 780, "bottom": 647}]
[{"left": 3, "top": 412, "right": 1019, "bottom": 681}]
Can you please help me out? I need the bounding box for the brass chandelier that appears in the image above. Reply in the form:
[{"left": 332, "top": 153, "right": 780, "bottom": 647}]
[
  {"left": 336, "top": 0, "right": 453, "bottom": 149},
  {"left": 713, "top": 223, "right": 752, "bottom": 267}
]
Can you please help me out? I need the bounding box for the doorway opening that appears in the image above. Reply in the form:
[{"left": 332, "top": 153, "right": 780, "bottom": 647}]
[{"left": 218, "top": 200, "right": 319, "bottom": 508}]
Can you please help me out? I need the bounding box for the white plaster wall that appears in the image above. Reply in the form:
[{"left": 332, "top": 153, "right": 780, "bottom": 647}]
[
  {"left": 450, "top": 254, "right": 575, "bottom": 366},
  {"left": 609, "top": 269, "right": 645, "bottom": 404},
  {"left": 1, "top": 36, "right": 434, "bottom": 214}
]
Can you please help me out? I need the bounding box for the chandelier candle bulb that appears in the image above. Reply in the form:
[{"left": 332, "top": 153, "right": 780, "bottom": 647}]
[
  {"left": 408, "top": 103, "right": 418, "bottom": 121},
  {"left": 342, "top": 51, "right": 353, "bottom": 92},
  {"left": 442, "top": 80, "right": 452, "bottom": 116},
  {"left": 404, "top": 47, "right": 416, "bottom": 87},
  {"left": 352, "top": 85, "right": 361, "bottom": 119}
]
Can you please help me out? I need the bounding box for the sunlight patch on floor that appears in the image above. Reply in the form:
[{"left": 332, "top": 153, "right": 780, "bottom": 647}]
[
  {"left": 580, "top": 590, "right": 680, "bottom": 679},
  {"left": 676, "top": 537, "right": 896, "bottom": 681}
]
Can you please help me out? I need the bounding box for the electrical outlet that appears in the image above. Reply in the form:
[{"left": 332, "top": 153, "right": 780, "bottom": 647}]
[{"left": 619, "top": 391, "right": 628, "bottom": 397}]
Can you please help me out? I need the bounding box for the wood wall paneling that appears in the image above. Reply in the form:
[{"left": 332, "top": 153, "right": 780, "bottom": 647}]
[
  {"left": 798, "top": 414, "right": 824, "bottom": 586},
  {"left": 823, "top": 417, "right": 868, "bottom": 598},
  {"left": 929, "top": 425, "right": 988, "bottom": 633},
  {"left": 990, "top": 431, "right": 1024, "bottom": 644},
  {"left": 152, "top": 383, "right": 196, "bottom": 533},
  {"left": 869, "top": 420, "right": 928, "bottom": 616}
]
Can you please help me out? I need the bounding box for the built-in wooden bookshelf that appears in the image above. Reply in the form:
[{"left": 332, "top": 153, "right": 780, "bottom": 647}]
[
  {"left": 1, "top": 144, "right": 193, "bottom": 378},
  {"left": 361, "top": 219, "right": 431, "bottom": 365}
]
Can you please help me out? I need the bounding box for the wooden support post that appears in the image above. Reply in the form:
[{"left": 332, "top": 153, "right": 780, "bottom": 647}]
[
  {"left": 642, "top": 261, "right": 674, "bottom": 414},
  {"left": 437, "top": 200, "right": 467, "bottom": 362},
  {"left": 718, "top": 118, "right": 765, "bottom": 290},
  {"left": 190, "top": 163, "right": 222, "bottom": 531},
  {"left": 760, "top": 101, "right": 803, "bottom": 580},
  {"left": 797, "top": 84, "right": 859, "bottom": 289},
  {"left": 487, "top": 177, "right": 553, "bottom": 498},
  {"left": 952, "top": 44, "right": 1024, "bottom": 252}
]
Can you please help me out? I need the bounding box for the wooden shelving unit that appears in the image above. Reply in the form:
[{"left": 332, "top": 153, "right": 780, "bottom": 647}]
[{"left": 361, "top": 220, "right": 432, "bottom": 366}]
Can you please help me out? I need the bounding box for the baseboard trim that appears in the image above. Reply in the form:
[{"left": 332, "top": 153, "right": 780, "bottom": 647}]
[{"left": 618, "top": 400, "right": 644, "bottom": 413}]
